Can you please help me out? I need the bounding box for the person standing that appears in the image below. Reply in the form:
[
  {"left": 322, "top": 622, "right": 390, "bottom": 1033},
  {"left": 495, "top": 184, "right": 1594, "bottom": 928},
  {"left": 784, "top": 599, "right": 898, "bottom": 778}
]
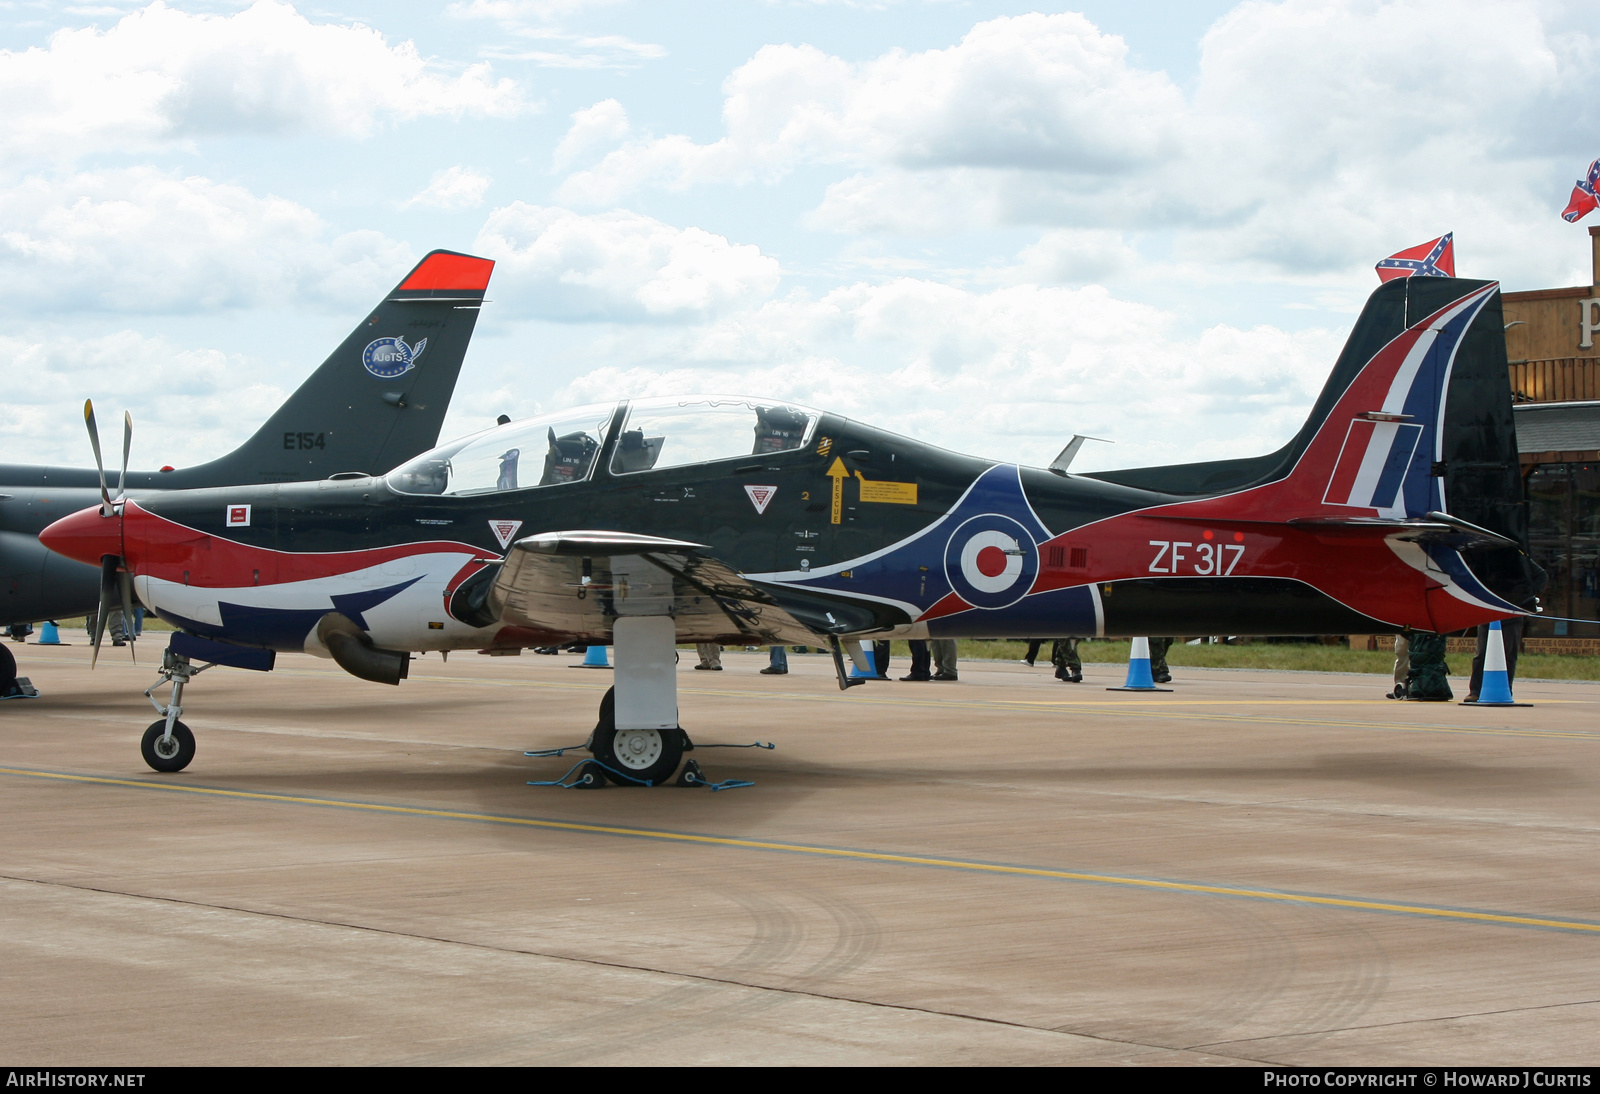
[
  {"left": 694, "top": 643, "right": 722, "bottom": 671},
  {"left": 872, "top": 639, "right": 892, "bottom": 680},
  {"left": 1466, "top": 617, "right": 1525, "bottom": 702},
  {"left": 1022, "top": 639, "right": 1044, "bottom": 666},
  {"left": 931, "top": 638, "right": 959, "bottom": 681},
  {"left": 1148, "top": 637, "right": 1173, "bottom": 684},
  {"left": 900, "top": 639, "right": 931, "bottom": 681},
  {"left": 1051, "top": 638, "right": 1082, "bottom": 683},
  {"left": 1387, "top": 634, "right": 1410, "bottom": 699},
  {"left": 761, "top": 646, "right": 788, "bottom": 675}
]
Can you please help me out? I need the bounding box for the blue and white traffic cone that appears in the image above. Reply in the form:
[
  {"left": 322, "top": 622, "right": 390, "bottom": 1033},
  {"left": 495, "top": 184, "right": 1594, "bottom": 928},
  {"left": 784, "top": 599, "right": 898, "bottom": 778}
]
[
  {"left": 1107, "top": 637, "right": 1173, "bottom": 692},
  {"left": 577, "top": 645, "right": 611, "bottom": 669},
  {"left": 849, "top": 647, "right": 878, "bottom": 679},
  {"left": 1466, "top": 621, "right": 1530, "bottom": 707},
  {"left": 38, "top": 622, "right": 61, "bottom": 645}
]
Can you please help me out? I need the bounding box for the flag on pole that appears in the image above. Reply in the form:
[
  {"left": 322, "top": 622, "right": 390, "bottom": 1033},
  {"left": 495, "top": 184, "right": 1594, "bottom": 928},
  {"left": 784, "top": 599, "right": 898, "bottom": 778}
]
[
  {"left": 1562, "top": 158, "right": 1600, "bottom": 223},
  {"left": 1375, "top": 233, "right": 1455, "bottom": 282}
]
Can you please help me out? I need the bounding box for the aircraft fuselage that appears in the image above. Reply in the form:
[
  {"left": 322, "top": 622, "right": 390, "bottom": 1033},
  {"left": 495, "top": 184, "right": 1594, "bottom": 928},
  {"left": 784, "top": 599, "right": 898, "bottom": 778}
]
[{"left": 42, "top": 401, "right": 1514, "bottom": 661}]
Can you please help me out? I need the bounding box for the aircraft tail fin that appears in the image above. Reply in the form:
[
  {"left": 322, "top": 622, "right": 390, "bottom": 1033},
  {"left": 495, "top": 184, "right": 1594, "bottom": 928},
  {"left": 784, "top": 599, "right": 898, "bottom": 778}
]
[
  {"left": 171, "top": 250, "right": 494, "bottom": 486},
  {"left": 1272, "top": 278, "right": 1510, "bottom": 520},
  {"left": 1279, "top": 276, "right": 1538, "bottom": 610},
  {"left": 1094, "top": 276, "right": 1540, "bottom": 609}
]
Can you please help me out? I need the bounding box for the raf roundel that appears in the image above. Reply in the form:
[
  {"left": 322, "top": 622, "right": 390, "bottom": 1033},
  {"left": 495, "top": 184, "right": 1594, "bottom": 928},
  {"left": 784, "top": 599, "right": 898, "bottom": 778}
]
[
  {"left": 362, "top": 336, "right": 428, "bottom": 380},
  {"left": 943, "top": 513, "right": 1039, "bottom": 610}
]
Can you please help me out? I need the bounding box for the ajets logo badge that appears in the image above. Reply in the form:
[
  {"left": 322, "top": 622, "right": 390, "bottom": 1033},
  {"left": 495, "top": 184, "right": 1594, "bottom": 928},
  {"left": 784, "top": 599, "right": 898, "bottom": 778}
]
[
  {"left": 488, "top": 519, "right": 522, "bottom": 550},
  {"left": 362, "top": 336, "right": 427, "bottom": 379},
  {"left": 744, "top": 485, "right": 777, "bottom": 514},
  {"left": 226, "top": 504, "right": 251, "bottom": 528}
]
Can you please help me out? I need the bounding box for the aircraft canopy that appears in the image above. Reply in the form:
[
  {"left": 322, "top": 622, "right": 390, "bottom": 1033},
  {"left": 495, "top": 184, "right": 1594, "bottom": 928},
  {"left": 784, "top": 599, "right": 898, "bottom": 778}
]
[{"left": 385, "top": 396, "right": 820, "bottom": 497}]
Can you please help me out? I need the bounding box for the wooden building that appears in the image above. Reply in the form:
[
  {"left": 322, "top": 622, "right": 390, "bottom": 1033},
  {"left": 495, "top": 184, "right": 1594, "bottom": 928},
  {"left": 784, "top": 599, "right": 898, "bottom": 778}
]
[{"left": 1503, "top": 226, "right": 1600, "bottom": 640}]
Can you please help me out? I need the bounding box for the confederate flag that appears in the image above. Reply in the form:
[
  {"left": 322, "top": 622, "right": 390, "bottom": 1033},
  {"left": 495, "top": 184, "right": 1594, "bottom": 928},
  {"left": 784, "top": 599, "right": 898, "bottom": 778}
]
[
  {"left": 1375, "top": 233, "right": 1455, "bottom": 282},
  {"left": 1562, "top": 158, "right": 1600, "bottom": 223}
]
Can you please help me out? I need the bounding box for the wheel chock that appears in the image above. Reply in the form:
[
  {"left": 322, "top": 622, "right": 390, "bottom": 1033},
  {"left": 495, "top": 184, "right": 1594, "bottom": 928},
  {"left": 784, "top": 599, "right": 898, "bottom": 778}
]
[
  {"left": 1, "top": 677, "right": 39, "bottom": 700},
  {"left": 571, "top": 761, "right": 608, "bottom": 788}
]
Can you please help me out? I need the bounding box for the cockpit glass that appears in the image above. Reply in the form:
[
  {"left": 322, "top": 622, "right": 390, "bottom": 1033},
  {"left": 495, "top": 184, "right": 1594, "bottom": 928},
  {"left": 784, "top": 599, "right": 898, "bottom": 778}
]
[
  {"left": 609, "top": 397, "right": 818, "bottom": 475},
  {"left": 385, "top": 404, "right": 616, "bottom": 496}
]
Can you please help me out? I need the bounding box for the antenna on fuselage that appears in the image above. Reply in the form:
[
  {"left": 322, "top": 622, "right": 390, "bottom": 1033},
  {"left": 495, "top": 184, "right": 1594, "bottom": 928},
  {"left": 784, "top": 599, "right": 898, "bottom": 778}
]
[{"left": 1048, "top": 435, "right": 1113, "bottom": 476}]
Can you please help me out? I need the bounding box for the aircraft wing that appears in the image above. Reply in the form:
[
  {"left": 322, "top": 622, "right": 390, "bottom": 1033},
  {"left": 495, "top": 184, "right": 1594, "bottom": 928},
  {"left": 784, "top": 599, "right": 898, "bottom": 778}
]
[{"left": 487, "top": 530, "right": 824, "bottom": 645}]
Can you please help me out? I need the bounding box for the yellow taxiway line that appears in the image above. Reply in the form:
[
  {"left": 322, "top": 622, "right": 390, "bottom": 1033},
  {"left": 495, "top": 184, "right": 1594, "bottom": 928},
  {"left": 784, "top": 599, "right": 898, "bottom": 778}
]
[{"left": 3, "top": 763, "right": 1598, "bottom": 936}]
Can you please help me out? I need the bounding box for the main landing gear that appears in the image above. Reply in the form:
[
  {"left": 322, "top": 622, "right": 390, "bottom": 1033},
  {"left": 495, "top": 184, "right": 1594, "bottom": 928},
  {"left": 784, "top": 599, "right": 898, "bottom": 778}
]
[
  {"left": 586, "top": 686, "right": 689, "bottom": 785},
  {"left": 140, "top": 647, "right": 210, "bottom": 773},
  {"left": 533, "top": 613, "right": 693, "bottom": 788}
]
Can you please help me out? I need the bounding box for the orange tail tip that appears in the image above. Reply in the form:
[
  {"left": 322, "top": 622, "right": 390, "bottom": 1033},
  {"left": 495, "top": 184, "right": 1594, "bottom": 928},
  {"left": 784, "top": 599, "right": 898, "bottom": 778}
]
[{"left": 398, "top": 251, "right": 495, "bottom": 293}]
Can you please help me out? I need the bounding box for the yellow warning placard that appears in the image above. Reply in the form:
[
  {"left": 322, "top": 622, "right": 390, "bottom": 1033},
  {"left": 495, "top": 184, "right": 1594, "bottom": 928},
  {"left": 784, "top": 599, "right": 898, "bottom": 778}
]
[{"left": 855, "top": 471, "right": 918, "bottom": 504}]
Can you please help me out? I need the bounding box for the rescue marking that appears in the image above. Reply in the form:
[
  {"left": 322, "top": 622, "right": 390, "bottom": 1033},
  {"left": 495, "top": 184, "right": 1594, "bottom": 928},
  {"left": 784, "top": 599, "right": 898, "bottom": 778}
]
[
  {"left": 4, "top": 763, "right": 1598, "bottom": 935},
  {"left": 826, "top": 457, "right": 848, "bottom": 525}
]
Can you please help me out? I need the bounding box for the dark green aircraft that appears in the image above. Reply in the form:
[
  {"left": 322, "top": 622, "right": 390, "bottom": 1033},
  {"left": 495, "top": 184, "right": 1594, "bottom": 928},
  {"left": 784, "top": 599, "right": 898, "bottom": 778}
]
[{"left": 42, "top": 276, "right": 1540, "bottom": 781}]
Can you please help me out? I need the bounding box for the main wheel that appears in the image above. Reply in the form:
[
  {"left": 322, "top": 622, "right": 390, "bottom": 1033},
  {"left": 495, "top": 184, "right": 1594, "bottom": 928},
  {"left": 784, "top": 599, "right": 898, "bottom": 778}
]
[
  {"left": 0, "top": 643, "right": 16, "bottom": 691},
  {"left": 590, "top": 687, "right": 684, "bottom": 786},
  {"left": 141, "top": 720, "right": 196, "bottom": 773}
]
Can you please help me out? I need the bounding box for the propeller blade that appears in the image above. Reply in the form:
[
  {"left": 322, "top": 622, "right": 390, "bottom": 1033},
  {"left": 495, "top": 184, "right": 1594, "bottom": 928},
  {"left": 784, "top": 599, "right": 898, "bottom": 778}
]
[
  {"left": 119, "top": 411, "right": 132, "bottom": 502},
  {"left": 91, "top": 556, "right": 116, "bottom": 670},
  {"left": 117, "top": 566, "right": 137, "bottom": 664},
  {"left": 83, "top": 400, "right": 110, "bottom": 513}
]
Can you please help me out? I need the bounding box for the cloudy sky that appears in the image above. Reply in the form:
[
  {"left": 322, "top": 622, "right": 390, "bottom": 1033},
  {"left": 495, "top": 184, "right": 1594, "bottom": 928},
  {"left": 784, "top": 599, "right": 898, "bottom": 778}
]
[{"left": 3, "top": 0, "right": 1598, "bottom": 475}]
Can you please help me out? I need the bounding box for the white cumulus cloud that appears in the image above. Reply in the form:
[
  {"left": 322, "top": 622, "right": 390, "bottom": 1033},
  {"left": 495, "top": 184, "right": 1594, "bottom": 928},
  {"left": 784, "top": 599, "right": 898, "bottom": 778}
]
[
  {"left": 473, "top": 203, "right": 782, "bottom": 321},
  {"left": 552, "top": 99, "right": 631, "bottom": 171},
  {"left": 0, "top": 330, "right": 285, "bottom": 469},
  {"left": 555, "top": 14, "right": 1186, "bottom": 210},
  {"left": 0, "top": 169, "right": 415, "bottom": 313},
  {"left": 403, "top": 166, "right": 492, "bottom": 211},
  {"left": 549, "top": 2, "right": 1600, "bottom": 286},
  {"left": 542, "top": 275, "right": 1343, "bottom": 472},
  {"left": 0, "top": 1, "right": 527, "bottom": 162}
]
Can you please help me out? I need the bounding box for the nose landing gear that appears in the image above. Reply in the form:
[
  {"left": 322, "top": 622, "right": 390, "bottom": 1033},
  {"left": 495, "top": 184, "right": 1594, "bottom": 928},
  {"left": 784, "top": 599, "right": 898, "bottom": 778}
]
[
  {"left": 130, "top": 634, "right": 276, "bottom": 773},
  {"left": 140, "top": 647, "right": 210, "bottom": 773}
]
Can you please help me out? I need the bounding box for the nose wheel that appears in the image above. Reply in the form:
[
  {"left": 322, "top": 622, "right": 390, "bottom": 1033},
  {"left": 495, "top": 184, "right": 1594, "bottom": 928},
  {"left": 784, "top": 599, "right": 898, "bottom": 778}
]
[{"left": 141, "top": 720, "right": 195, "bottom": 772}]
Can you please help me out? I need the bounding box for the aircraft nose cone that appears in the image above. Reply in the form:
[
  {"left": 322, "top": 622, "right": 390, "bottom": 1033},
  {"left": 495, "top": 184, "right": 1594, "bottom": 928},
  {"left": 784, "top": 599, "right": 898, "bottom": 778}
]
[{"left": 40, "top": 504, "right": 121, "bottom": 565}]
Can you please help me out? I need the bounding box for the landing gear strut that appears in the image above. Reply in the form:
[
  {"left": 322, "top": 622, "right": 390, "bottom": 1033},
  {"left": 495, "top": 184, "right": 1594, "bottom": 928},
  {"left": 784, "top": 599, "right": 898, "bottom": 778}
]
[{"left": 141, "top": 647, "right": 209, "bottom": 773}]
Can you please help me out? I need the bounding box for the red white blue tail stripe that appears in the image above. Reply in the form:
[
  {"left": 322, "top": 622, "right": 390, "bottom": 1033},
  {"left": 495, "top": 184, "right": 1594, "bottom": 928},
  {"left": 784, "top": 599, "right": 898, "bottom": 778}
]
[{"left": 1323, "top": 419, "right": 1424, "bottom": 509}]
